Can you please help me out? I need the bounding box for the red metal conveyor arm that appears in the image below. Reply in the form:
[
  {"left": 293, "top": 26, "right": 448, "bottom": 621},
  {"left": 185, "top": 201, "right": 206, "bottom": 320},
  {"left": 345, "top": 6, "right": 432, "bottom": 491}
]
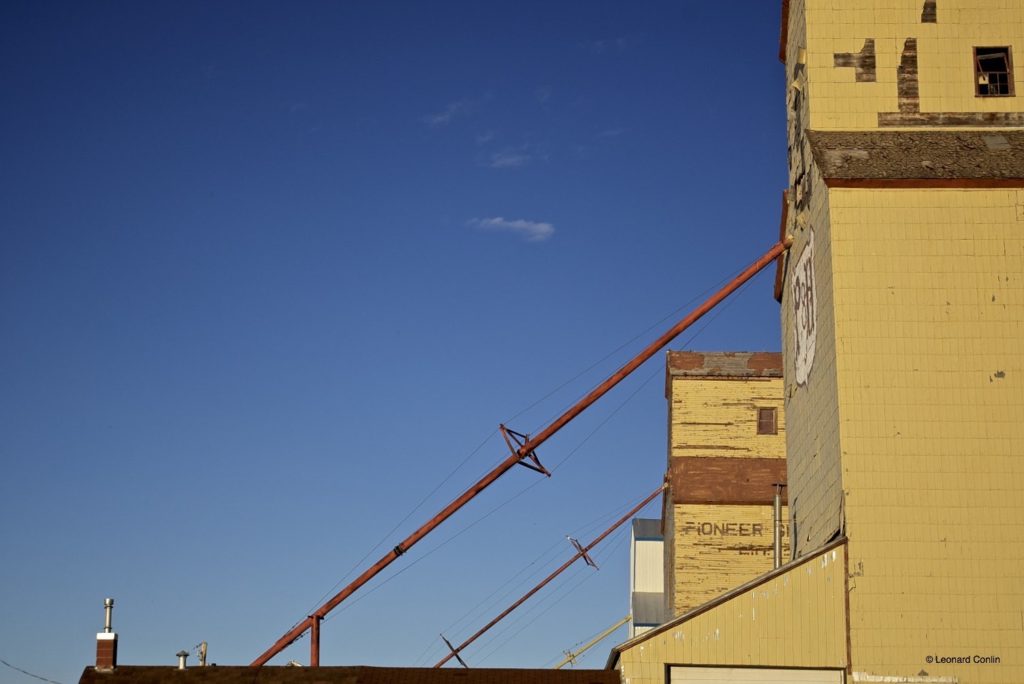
[
  {"left": 251, "top": 238, "right": 791, "bottom": 667},
  {"left": 434, "top": 482, "right": 666, "bottom": 668}
]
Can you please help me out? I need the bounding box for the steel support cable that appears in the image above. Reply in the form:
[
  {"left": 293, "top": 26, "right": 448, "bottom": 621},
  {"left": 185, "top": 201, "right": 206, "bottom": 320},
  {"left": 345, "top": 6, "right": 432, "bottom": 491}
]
[
  {"left": 415, "top": 489, "right": 658, "bottom": 666},
  {"left": 408, "top": 352, "right": 675, "bottom": 650},
  {"left": 476, "top": 524, "right": 630, "bottom": 661},
  {"left": 447, "top": 262, "right": 769, "bottom": 662},
  {"left": 503, "top": 244, "right": 768, "bottom": 433},
  {"left": 418, "top": 517, "right": 595, "bottom": 666},
  {"left": 420, "top": 365, "right": 671, "bottom": 665},
  {"left": 434, "top": 486, "right": 659, "bottom": 668},
  {"left": 473, "top": 525, "right": 632, "bottom": 666},
  {"left": 541, "top": 616, "right": 629, "bottom": 668},
  {"left": 501, "top": 280, "right": 725, "bottom": 429},
  {"left": 441, "top": 260, "right": 776, "bottom": 668},
  {"left": 437, "top": 536, "right": 568, "bottom": 638},
  {"left": 252, "top": 240, "right": 790, "bottom": 666},
  {"left": 472, "top": 563, "right": 591, "bottom": 662},
  {"left": 320, "top": 477, "right": 543, "bottom": 625},
  {"left": 0, "top": 658, "right": 63, "bottom": 684},
  {"left": 489, "top": 271, "right": 769, "bottom": 667},
  {"left": 490, "top": 529, "right": 632, "bottom": 666},
  {"left": 322, "top": 252, "right": 776, "bottom": 664},
  {"left": 315, "top": 258, "right": 756, "bottom": 636},
  {"left": 436, "top": 480, "right": 660, "bottom": 650},
  {"left": 332, "top": 430, "right": 649, "bottom": 634},
  {"left": 441, "top": 270, "right": 767, "bottom": 668},
  {"left": 298, "top": 428, "right": 500, "bottom": 624},
  {"left": 525, "top": 243, "right": 783, "bottom": 436},
  {"left": 307, "top": 271, "right": 736, "bottom": 642}
]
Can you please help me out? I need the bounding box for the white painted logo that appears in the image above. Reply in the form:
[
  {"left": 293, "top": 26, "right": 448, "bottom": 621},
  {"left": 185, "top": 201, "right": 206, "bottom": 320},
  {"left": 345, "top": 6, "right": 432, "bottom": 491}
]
[{"left": 792, "top": 231, "right": 816, "bottom": 386}]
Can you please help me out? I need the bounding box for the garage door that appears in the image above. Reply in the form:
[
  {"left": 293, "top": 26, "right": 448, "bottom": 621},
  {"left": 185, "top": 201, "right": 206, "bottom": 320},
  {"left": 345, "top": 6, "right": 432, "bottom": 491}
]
[{"left": 669, "top": 666, "right": 844, "bottom": 684}]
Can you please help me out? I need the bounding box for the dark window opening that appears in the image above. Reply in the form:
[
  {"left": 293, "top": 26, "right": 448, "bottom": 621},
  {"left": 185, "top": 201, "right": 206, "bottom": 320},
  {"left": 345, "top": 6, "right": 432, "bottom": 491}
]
[
  {"left": 975, "top": 47, "right": 1014, "bottom": 97},
  {"left": 757, "top": 407, "right": 778, "bottom": 435}
]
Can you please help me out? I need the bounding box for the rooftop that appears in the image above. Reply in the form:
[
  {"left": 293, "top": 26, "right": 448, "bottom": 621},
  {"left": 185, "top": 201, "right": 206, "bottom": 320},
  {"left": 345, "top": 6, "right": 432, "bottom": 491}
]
[
  {"left": 79, "top": 667, "right": 621, "bottom": 684},
  {"left": 666, "top": 351, "right": 783, "bottom": 379}
]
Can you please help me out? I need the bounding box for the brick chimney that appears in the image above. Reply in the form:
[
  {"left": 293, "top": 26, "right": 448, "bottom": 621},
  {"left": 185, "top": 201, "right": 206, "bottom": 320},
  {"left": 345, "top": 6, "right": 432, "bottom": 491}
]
[{"left": 95, "top": 598, "right": 117, "bottom": 671}]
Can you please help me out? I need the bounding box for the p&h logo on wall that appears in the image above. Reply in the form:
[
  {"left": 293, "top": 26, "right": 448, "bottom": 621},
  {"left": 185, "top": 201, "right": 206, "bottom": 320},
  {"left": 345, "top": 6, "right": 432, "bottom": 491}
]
[{"left": 792, "top": 230, "right": 816, "bottom": 386}]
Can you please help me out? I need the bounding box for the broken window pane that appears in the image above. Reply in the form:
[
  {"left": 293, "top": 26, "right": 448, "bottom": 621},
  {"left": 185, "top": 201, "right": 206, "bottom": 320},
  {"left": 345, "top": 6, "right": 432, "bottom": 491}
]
[{"left": 975, "top": 47, "right": 1014, "bottom": 96}]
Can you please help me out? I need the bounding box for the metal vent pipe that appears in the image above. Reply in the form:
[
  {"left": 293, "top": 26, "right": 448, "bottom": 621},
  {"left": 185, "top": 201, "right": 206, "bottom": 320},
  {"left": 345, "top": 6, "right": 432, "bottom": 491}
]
[{"left": 103, "top": 598, "right": 114, "bottom": 633}]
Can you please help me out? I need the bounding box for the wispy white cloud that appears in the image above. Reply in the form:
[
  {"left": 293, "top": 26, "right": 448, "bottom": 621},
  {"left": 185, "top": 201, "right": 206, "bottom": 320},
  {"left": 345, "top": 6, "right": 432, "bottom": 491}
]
[
  {"left": 489, "top": 149, "right": 532, "bottom": 168},
  {"left": 424, "top": 99, "right": 470, "bottom": 128},
  {"left": 535, "top": 85, "right": 552, "bottom": 104},
  {"left": 588, "top": 35, "right": 637, "bottom": 54},
  {"left": 487, "top": 143, "right": 548, "bottom": 169},
  {"left": 476, "top": 130, "right": 496, "bottom": 145},
  {"left": 597, "top": 127, "right": 626, "bottom": 138},
  {"left": 468, "top": 217, "right": 555, "bottom": 242}
]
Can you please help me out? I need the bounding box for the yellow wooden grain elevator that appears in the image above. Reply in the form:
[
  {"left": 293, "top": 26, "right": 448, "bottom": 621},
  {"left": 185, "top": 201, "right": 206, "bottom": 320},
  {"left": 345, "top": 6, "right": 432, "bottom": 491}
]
[
  {"left": 609, "top": 1, "right": 1024, "bottom": 682},
  {"left": 663, "top": 352, "right": 789, "bottom": 619}
]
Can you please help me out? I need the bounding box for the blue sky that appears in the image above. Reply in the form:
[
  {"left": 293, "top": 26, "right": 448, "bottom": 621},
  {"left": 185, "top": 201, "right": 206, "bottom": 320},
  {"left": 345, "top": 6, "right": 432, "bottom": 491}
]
[{"left": 1, "top": 2, "right": 786, "bottom": 680}]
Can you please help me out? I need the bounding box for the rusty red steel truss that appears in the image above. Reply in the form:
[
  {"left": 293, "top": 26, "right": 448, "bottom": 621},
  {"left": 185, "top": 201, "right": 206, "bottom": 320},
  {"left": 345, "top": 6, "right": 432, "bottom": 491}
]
[{"left": 251, "top": 238, "right": 792, "bottom": 667}]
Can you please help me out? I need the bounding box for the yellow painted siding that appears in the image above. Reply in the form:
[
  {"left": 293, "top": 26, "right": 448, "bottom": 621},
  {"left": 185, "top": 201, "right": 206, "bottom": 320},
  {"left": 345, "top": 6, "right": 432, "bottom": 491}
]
[
  {"left": 670, "top": 378, "right": 786, "bottom": 458},
  {"left": 671, "top": 504, "right": 790, "bottom": 616},
  {"left": 666, "top": 372, "right": 787, "bottom": 617},
  {"left": 618, "top": 544, "right": 848, "bottom": 684},
  {"left": 829, "top": 188, "right": 1024, "bottom": 683},
  {"left": 665, "top": 498, "right": 677, "bottom": 622},
  {"left": 803, "top": 0, "right": 1024, "bottom": 131}
]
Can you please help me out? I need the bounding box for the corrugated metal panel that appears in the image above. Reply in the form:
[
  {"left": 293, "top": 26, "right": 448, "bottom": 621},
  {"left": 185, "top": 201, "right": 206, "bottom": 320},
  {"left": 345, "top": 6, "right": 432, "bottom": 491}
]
[
  {"left": 633, "top": 539, "right": 664, "bottom": 593},
  {"left": 631, "top": 592, "right": 666, "bottom": 627},
  {"left": 633, "top": 518, "right": 663, "bottom": 541}
]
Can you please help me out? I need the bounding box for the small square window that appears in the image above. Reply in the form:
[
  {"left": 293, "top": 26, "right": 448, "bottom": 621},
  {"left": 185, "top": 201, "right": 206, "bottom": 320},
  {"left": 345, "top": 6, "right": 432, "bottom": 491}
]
[
  {"left": 975, "top": 47, "right": 1014, "bottom": 97},
  {"left": 757, "top": 407, "right": 778, "bottom": 435}
]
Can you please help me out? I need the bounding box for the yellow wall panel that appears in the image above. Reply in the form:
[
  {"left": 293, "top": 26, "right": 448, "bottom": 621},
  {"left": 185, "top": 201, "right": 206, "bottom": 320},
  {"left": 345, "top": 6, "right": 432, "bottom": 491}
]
[
  {"left": 800, "top": 0, "right": 1024, "bottom": 130},
  {"left": 670, "top": 504, "right": 790, "bottom": 616},
  {"left": 618, "top": 544, "right": 848, "bottom": 684},
  {"left": 827, "top": 188, "right": 1024, "bottom": 683},
  {"left": 669, "top": 377, "right": 786, "bottom": 459}
]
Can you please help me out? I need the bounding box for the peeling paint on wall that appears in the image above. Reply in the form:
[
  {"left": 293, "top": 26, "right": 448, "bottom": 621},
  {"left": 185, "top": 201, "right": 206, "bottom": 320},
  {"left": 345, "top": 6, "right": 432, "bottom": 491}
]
[
  {"left": 834, "top": 39, "right": 877, "bottom": 82},
  {"left": 921, "top": 0, "right": 937, "bottom": 23},
  {"left": 897, "top": 38, "right": 920, "bottom": 113}
]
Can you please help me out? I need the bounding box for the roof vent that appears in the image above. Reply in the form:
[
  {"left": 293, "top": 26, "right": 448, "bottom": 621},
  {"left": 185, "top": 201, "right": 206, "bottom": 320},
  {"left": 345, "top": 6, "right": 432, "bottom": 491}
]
[{"left": 176, "top": 650, "right": 189, "bottom": 670}]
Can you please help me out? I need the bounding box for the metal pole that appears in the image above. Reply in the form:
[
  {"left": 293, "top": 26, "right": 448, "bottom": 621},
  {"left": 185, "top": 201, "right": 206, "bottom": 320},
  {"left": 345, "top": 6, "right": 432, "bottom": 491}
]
[
  {"left": 310, "top": 616, "right": 321, "bottom": 667},
  {"left": 554, "top": 614, "right": 631, "bottom": 669},
  {"left": 434, "top": 484, "right": 664, "bottom": 668},
  {"left": 251, "top": 239, "right": 791, "bottom": 666},
  {"left": 773, "top": 484, "right": 783, "bottom": 570}
]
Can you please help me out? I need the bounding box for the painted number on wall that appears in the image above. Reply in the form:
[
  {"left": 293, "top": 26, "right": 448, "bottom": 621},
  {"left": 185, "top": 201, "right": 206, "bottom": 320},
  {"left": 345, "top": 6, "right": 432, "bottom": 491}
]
[{"left": 792, "top": 231, "right": 816, "bottom": 386}]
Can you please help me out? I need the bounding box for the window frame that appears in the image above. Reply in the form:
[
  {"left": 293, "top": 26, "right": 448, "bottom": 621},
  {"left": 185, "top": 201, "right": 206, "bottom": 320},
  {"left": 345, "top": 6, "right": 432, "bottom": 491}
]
[
  {"left": 756, "top": 407, "right": 778, "bottom": 435},
  {"left": 974, "top": 46, "right": 1015, "bottom": 98}
]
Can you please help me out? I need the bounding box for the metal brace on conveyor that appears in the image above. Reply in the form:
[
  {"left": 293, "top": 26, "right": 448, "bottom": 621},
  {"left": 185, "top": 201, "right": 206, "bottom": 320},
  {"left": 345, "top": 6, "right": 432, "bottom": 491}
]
[
  {"left": 499, "top": 424, "right": 551, "bottom": 477},
  {"left": 567, "top": 536, "right": 598, "bottom": 569},
  {"left": 440, "top": 634, "right": 469, "bottom": 668}
]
